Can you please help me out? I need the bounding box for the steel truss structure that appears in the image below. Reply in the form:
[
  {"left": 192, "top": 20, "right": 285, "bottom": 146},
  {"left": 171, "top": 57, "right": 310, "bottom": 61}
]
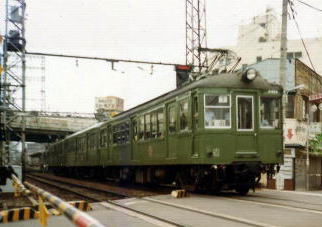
[
  {"left": 185, "top": 0, "right": 208, "bottom": 73},
  {"left": 0, "top": 0, "right": 26, "bottom": 167}
]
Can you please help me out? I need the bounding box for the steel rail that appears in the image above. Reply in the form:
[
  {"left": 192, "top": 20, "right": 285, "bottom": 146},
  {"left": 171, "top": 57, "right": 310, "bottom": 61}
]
[
  {"left": 27, "top": 175, "right": 184, "bottom": 227},
  {"left": 220, "top": 196, "right": 322, "bottom": 215},
  {"left": 143, "top": 197, "right": 278, "bottom": 227},
  {"left": 24, "top": 181, "right": 105, "bottom": 227},
  {"left": 26, "top": 174, "right": 122, "bottom": 202},
  {"left": 27, "top": 173, "right": 130, "bottom": 198}
]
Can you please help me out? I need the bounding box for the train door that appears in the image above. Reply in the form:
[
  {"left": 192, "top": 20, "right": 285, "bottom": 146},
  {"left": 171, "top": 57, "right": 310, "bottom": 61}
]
[
  {"left": 166, "top": 102, "right": 177, "bottom": 159},
  {"left": 234, "top": 93, "right": 258, "bottom": 158}
]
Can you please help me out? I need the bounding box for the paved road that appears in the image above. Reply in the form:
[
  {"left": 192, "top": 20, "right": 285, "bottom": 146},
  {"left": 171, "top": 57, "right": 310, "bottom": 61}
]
[{"left": 6, "top": 189, "right": 322, "bottom": 227}]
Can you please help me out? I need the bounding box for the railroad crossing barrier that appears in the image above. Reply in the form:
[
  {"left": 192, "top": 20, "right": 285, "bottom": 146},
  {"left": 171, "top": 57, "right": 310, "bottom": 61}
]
[
  {"left": 0, "top": 207, "right": 38, "bottom": 224},
  {"left": 24, "top": 181, "right": 105, "bottom": 227},
  {"left": 11, "top": 174, "right": 31, "bottom": 197}
]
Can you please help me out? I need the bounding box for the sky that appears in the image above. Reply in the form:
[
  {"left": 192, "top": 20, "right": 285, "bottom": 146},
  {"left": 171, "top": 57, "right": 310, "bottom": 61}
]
[{"left": 11, "top": 0, "right": 322, "bottom": 112}]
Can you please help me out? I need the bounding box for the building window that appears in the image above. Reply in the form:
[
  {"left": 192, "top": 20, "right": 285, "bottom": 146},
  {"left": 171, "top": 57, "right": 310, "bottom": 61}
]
[
  {"left": 204, "top": 94, "right": 231, "bottom": 128},
  {"left": 302, "top": 96, "right": 309, "bottom": 119},
  {"left": 179, "top": 99, "right": 189, "bottom": 131},
  {"left": 260, "top": 97, "right": 280, "bottom": 128},
  {"left": 312, "top": 106, "right": 320, "bottom": 123},
  {"left": 286, "top": 95, "right": 295, "bottom": 118}
]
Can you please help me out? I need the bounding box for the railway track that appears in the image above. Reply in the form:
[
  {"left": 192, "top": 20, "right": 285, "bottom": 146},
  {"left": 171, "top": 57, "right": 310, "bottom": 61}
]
[
  {"left": 27, "top": 173, "right": 169, "bottom": 198},
  {"left": 220, "top": 193, "right": 322, "bottom": 215},
  {"left": 27, "top": 173, "right": 322, "bottom": 226},
  {"left": 27, "top": 173, "right": 274, "bottom": 226},
  {"left": 26, "top": 175, "right": 123, "bottom": 202}
]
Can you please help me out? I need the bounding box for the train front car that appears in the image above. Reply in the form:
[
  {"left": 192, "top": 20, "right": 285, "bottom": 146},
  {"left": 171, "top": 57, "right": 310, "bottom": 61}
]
[{"left": 191, "top": 69, "right": 283, "bottom": 195}]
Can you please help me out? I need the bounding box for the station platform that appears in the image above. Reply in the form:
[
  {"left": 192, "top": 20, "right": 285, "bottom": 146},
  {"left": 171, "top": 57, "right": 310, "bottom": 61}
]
[{"left": 4, "top": 190, "right": 322, "bottom": 227}]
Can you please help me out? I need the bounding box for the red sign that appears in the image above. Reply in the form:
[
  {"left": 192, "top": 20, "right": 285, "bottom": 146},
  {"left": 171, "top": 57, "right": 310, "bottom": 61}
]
[{"left": 309, "top": 93, "right": 322, "bottom": 101}]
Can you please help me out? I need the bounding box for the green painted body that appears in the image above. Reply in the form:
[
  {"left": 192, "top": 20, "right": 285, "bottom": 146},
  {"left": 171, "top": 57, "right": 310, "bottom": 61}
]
[{"left": 47, "top": 73, "right": 283, "bottom": 168}]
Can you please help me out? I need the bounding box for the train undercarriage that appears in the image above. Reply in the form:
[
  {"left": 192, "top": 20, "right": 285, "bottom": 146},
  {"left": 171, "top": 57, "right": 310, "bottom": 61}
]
[{"left": 49, "top": 162, "right": 277, "bottom": 195}]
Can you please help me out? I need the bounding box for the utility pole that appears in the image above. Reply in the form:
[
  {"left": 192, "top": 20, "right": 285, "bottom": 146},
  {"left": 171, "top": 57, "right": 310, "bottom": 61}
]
[
  {"left": 279, "top": 0, "right": 288, "bottom": 189},
  {"left": 279, "top": 0, "right": 288, "bottom": 88}
]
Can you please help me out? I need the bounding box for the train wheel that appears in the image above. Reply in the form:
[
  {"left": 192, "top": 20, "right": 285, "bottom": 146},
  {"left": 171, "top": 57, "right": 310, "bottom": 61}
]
[
  {"left": 235, "top": 187, "right": 249, "bottom": 196},
  {"left": 175, "top": 172, "right": 198, "bottom": 192}
]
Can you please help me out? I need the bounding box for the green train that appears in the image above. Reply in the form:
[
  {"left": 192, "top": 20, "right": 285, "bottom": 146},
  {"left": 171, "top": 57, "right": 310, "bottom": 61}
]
[{"left": 46, "top": 69, "right": 283, "bottom": 195}]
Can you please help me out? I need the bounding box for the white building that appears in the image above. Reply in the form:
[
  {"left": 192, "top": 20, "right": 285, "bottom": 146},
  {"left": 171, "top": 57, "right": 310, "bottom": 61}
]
[
  {"left": 225, "top": 8, "right": 322, "bottom": 75},
  {"left": 95, "top": 96, "right": 124, "bottom": 113}
]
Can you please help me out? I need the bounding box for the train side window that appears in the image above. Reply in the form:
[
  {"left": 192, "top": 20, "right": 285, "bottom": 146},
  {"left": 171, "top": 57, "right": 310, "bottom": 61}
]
[
  {"left": 168, "top": 105, "right": 176, "bottom": 133},
  {"left": 100, "top": 130, "right": 103, "bottom": 148},
  {"left": 145, "top": 114, "right": 151, "bottom": 138},
  {"left": 193, "top": 96, "right": 199, "bottom": 129},
  {"left": 237, "top": 96, "right": 254, "bottom": 130},
  {"left": 113, "top": 122, "right": 130, "bottom": 145},
  {"left": 260, "top": 97, "right": 280, "bottom": 129},
  {"left": 138, "top": 116, "right": 145, "bottom": 140},
  {"left": 151, "top": 112, "right": 157, "bottom": 138},
  {"left": 179, "top": 99, "right": 189, "bottom": 131},
  {"left": 100, "top": 128, "right": 107, "bottom": 148},
  {"left": 204, "top": 94, "right": 231, "bottom": 128},
  {"left": 132, "top": 119, "right": 138, "bottom": 141},
  {"left": 157, "top": 109, "right": 164, "bottom": 137}
]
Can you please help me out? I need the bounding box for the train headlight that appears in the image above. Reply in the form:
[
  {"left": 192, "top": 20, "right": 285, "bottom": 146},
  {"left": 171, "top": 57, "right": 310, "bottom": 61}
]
[{"left": 242, "top": 68, "right": 257, "bottom": 82}]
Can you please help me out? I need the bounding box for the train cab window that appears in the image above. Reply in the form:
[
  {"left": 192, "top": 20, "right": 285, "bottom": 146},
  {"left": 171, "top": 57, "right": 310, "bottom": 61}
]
[
  {"left": 168, "top": 105, "right": 176, "bottom": 133},
  {"left": 237, "top": 96, "right": 253, "bottom": 130},
  {"left": 204, "top": 94, "right": 231, "bottom": 128},
  {"left": 157, "top": 109, "right": 164, "bottom": 137},
  {"left": 179, "top": 99, "right": 189, "bottom": 131},
  {"left": 260, "top": 97, "right": 280, "bottom": 128}
]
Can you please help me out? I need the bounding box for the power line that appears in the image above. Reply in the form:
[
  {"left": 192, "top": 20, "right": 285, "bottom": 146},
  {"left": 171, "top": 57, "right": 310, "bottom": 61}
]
[
  {"left": 288, "top": 0, "right": 316, "bottom": 72},
  {"left": 26, "top": 51, "right": 204, "bottom": 68},
  {"left": 295, "top": 0, "right": 322, "bottom": 12}
]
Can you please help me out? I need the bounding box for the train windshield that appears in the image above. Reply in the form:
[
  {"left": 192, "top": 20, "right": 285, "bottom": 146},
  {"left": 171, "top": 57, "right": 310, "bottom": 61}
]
[
  {"left": 204, "top": 94, "right": 231, "bottom": 128},
  {"left": 260, "top": 97, "right": 280, "bottom": 129}
]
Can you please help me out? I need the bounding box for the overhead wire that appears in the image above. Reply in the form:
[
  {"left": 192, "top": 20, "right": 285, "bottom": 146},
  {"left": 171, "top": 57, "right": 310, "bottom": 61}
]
[
  {"left": 295, "top": 0, "right": 322, "bottom": 12},
  {"left": 288, "top": 0, "right": 316, "bottom": 72}
]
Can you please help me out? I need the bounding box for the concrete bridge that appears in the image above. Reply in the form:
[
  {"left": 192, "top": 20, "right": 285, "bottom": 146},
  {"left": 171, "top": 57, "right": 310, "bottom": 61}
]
[{"left": 1, "top": 111, "right": 98, "bottom": 143}]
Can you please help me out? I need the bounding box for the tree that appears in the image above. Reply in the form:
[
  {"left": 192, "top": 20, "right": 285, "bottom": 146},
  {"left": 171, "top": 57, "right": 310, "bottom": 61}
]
[{"left": 310, "top": 133, "right": 322, "bottom": 153}]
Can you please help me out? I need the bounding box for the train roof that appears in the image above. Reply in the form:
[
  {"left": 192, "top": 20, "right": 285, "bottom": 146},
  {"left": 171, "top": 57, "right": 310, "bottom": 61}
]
[
  {"left": 52, "top": 71, "right": 282, "bottom": 143},
  {"left": 112, "top": 71, "right": 282, "bottom": 120},
  {"left": 63, "top": 121, "right": 106, "bottom": 140}
]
